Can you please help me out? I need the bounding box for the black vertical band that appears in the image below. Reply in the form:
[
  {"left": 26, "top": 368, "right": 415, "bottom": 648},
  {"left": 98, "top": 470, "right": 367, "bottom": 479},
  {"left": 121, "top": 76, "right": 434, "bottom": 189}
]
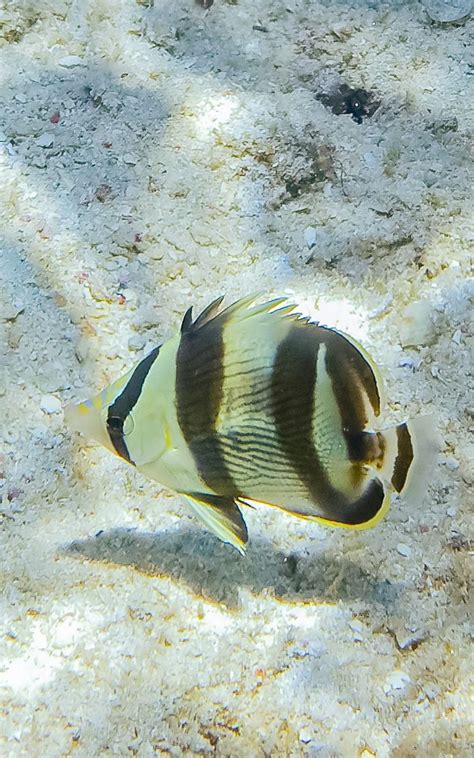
[
  {"left": 392, "top": 424, "right": 414, "bottom": 492},
  {"left": 175, "top": 310, "right": 238, "bottom": 495},
  {"left": 323, "top": 328, "right": 380, "bottom": 434},
  {"left": 106, "top": 345, "right": 161, "bottom": 463}
]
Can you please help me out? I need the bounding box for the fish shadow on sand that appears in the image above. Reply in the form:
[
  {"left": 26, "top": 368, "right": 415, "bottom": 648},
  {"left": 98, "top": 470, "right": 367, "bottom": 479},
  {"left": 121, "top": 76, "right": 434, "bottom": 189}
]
[{"left": 64, "top": 526, "right": 400, "bottom": 610}]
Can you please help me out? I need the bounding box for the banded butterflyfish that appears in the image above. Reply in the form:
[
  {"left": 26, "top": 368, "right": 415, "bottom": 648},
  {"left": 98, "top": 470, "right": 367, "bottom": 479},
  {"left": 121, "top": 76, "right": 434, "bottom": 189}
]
[{"left": 65, "top": 296, "right": 437, "bottom": 554}]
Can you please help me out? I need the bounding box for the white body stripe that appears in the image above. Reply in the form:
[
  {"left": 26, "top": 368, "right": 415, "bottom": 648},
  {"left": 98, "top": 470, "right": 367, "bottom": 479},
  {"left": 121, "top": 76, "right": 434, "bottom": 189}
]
[
  {"left": 314, "top": 344, "right": 364, "bottom": 497},
  {"left": 126, "top": 336, "right": 208, "bottom": 494},
  {"left": 213, "top": 316, "right": 322, "bottom": 514}
]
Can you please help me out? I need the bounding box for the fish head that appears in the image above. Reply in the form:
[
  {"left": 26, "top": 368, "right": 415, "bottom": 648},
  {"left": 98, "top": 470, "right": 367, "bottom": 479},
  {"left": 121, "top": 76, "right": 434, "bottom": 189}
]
[{"left": 64, "top": 370, "right": 133, "bottom": 457}]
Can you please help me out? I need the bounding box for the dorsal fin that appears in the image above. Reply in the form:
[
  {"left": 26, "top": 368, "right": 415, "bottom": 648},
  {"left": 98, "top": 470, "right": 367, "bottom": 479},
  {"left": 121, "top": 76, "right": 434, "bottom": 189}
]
[
  {"left": 180, "top": 296, "right": 225, "bottom": 335},
  {"left": 205, "top": 293, "right": 261, "bottom": 324},
  {"left": 179, "top": 294, "right": 309, "bottom": 337},
  {"left": 180, "top": 306, "right": 194, "bottom": 334},
  {"left": 193, "top": 295, "right": 225, "bottom": 330}
]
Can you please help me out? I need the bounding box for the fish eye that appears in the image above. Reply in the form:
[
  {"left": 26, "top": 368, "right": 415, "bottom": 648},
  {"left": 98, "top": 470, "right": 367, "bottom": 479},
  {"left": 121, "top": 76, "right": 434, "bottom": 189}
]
[{"left": 107, "top": 415, "right": 123, "bottom": 432}]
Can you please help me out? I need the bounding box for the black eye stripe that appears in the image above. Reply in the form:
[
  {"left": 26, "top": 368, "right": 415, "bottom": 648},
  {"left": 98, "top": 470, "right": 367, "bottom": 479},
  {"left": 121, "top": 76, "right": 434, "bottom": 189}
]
[
  {"left": 108, "top": 345, "right": 161, "bottom": 421},
  {"left": 106, "top": 345, "right": 161, "bottom": 464}
]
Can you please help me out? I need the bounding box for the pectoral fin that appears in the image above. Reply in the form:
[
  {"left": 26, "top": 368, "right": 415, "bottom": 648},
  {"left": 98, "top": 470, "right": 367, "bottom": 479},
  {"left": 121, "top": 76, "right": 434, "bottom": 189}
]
[{"left": 182, "top": 492, "right": 248, "bottom": 555}]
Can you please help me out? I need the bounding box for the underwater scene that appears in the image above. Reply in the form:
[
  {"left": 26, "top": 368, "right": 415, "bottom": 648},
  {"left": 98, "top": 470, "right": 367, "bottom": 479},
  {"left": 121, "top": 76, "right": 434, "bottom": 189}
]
[{"left": 0, "top": 1, "right": 472, "bottom": 756}]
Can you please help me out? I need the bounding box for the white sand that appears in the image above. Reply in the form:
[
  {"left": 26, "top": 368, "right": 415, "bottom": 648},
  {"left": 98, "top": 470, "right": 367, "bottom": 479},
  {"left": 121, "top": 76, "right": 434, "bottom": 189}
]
[{"left": 0, "top": 1, "right": 472, "bottom": 756}]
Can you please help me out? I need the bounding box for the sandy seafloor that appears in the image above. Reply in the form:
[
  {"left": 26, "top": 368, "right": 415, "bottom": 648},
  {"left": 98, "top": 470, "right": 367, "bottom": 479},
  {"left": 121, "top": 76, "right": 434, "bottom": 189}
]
[{"left": 0, "top": 0, "right": 473, "bottom": 756}]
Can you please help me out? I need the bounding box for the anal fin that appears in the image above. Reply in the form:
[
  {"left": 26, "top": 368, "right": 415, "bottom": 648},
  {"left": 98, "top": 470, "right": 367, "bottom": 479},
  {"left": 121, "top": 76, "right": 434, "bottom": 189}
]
[{"left": 182, "top": 492, "right": 248, "bottom": 555}]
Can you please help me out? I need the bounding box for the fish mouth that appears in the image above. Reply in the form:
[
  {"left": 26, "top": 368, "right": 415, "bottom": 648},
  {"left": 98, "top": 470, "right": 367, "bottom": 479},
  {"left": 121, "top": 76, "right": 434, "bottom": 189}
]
[
  {"left": 63, "top": 400, "right": 113, "bottom": 452},
  {"left": 63, "top": 402, "right": 82, "bottom": 432}
]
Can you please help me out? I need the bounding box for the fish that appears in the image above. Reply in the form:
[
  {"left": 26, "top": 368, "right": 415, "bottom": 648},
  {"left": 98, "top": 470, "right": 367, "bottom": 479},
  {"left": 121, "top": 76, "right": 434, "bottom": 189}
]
[{"left": 65, "top": 295, "right": 437, "bottom": 554}]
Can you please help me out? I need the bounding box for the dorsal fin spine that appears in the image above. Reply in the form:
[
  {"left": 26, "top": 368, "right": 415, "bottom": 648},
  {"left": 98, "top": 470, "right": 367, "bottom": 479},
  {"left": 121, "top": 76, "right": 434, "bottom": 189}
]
[
  {"left": 181, "top": 307, "right": 194, "bottom": 334},
  {"left": 181, "top": 294, "right": 314, "bottom": 338},
  {"left": 192, "top": 295, "right": 225, "bottom": 330}
]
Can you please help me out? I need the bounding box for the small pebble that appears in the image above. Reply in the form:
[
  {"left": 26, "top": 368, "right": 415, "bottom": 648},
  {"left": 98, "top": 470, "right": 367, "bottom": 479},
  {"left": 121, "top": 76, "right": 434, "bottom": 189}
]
[
  {"left": 349, "top": 620, "right": 364, "bottom": 642},
  {"left": 397, "top": 543, "right": 411, "bottom": 557},
  {"left": 299, "top": 727, "right": 313, "bottom": 744},
  {"left": 40, "top": 395, "right": 63, "bottom": 414},
  {"left": 58, "top": 55, "right": 87, "bottom": 68},
  {"left": 399, "top": 301, "right": 438, "bottom": 348},
  {"left": 128, "top": 335, "right": 146, "bottom": 352},
  {"left": 423, "top": 0, "right": 473, "bottom": 24},
  {"left": 123, "top": 153, "right": 139, "bottom": 165},
  {"left": 446, "top": 506, "right": 456, "bottom": 517},
  {"left": 445, "top": 456, "right": 459, "bottom": 471},
  {"left": 37, "top": 133, "right": 55, "bottom": 148},
  {"left": 304, "top": 226, "right": 317, "bottom": 249},
  {"left": 383, "top": 670, "right": 410, "bottom": 693},
  {"left": 394, "top": 627, "right": 424, "bottom": 650}
]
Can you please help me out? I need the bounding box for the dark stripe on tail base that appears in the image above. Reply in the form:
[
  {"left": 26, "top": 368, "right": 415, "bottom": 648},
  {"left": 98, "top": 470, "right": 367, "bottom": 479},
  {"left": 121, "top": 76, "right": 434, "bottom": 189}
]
[
  {"left": 392, "top": 424, "right": 414, "bottom": 492},
  {"left": 344, "top": 431, "right": 385, "bottom": 465},
  {"left": 107, "top": 345, "right": 161, "bottom": 463}
]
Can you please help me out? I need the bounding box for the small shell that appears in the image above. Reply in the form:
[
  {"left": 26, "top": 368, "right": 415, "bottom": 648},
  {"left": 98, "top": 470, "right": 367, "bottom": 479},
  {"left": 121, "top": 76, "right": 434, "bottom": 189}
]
[
  {"left": 384, "top": 670, "right": 411, "bottom": 693},
  {"left": 303, "top": 226, "right": 317, "bottom": 249},
  {"left": 422, "top": 0, "right": 473, "bottom": 24},
  {"left": 40, "top": 395, "right": 63, "bottom": 414},
  {"left": 58, "top": 55, "right": 87, "bottom": 68},
  {"left": 36, "top": 133, "right": 55, "bottom": 148},
  {"left": 396, "top": 543, "right": 411, "bottom": 557},
  {"left": 399, "top": 301, "right": 438, "bottom": 348}
]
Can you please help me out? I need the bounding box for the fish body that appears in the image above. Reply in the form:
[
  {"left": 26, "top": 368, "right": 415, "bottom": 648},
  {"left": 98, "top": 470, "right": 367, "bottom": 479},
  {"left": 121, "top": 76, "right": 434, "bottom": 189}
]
[{"left": 66, "top": 296, "right": 436, "bottom": 553}]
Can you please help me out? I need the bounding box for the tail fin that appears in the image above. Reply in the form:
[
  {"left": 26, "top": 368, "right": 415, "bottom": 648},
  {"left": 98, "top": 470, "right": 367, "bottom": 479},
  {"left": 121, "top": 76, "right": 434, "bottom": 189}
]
[{"left": 377, "top": 416, "right": 439, "bottom": 505}]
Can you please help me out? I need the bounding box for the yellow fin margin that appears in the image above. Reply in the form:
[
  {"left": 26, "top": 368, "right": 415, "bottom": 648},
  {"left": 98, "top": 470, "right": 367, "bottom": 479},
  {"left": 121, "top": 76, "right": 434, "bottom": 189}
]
[{"left": 238, "top": 490, "right": 391, "bottom": 531}]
